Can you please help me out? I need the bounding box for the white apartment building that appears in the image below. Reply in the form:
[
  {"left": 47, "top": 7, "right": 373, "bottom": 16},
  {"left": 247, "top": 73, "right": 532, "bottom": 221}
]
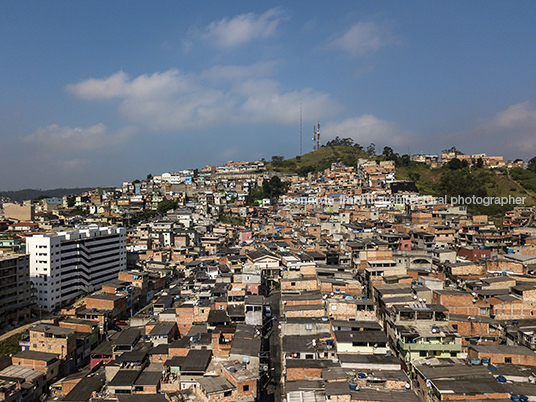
[{"left": 27, "top": 227, "right": 127, "bottom": 311}]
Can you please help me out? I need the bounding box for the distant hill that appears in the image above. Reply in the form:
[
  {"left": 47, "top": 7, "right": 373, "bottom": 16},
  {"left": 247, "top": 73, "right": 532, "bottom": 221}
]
[
  {"left": 266, "top": 145, "right": 368, "bottom": 176},
  {"left": 0, "top": 188, "right": 95, "bottom": 203}
]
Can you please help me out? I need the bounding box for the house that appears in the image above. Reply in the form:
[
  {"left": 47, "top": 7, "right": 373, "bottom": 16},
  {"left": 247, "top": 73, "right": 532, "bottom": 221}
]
[
  {"left": 194, "top": 376, "right": 236, "bottom": 402},
  {"left": 12, "top": 350, "right": 61, "bottom": 383},
  {"left": 29, "top": 325, "right": 77, "bottom": 361},
  {"left": 385, "top": 304, "right": 462, "bottom": 362},
  {"left": 468, "top": 344, "right": 536, "bottom": 366},
  {"left": 333, "top": 330, "right": 389, "bottom": 355}
]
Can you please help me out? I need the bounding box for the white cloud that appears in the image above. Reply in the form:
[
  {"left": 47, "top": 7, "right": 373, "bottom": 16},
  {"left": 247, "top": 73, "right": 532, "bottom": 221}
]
[
  {"left": 65, "top": 71, "right": 130, "bottom": 100},
  {"left": 66, "top": 70, "right": 196, "bottom": 101},
  {"left": 66, "top": 67, "right": 342, "bottom": 131},
  {"left": 456, "top": 101, "right": 536, "bottom": 156},
  {"left": 202, "top": 8, "right": 286, "bottom": 48},
  {"left": 20, "top": 123, "right": 136, "bottom": 151},
  {"left": 485, "top": 101, "right": 536, "bottom": 131},
  {"left": 240, "top": 83, "right": 340, "bottom": 125},
  {"left": 328, "top": 21, "right": 400, "bottom": 57},
  {"left": 323, "top": 115, "right": 413, "bottom": 148}
]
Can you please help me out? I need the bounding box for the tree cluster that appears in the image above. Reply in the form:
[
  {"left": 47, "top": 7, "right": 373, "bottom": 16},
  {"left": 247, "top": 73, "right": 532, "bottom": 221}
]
[
  {"left": 528, "top": 157, "right": 536, "bottom": 173},
  {"left": 248, "top": 176, "right": 290, "bottom": 205},
  {"left": 157, "top": 198, "right": 179, "bottom": 215},
  {"left": 325, "top": 137, "right": 363, "bottom": 150}
]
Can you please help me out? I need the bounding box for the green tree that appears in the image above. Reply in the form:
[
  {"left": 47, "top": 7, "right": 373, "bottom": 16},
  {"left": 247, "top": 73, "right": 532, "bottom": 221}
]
[
  {"left": 439, "top": 171, "right": 487, "bottom": 200},
  {"left": 382, "top": 146, "right": 392, "bottom": 157},
  {"left": 218, "top": 214, "right": 244, "bottom": 225},
  {"left": 528, "top": 156, "right": 536, "bottom": 173},
  {"left": 448, "top": 158, "right": 462, "bottom": 170},
  {"left": 137, "top": 210, "right": 158, "bottom": 220},
  {"left": 408, "top": 171, "right": 420, "bottom": 182},
  {"left": 297, "top": 165, "right": 315, "bottom": 177},
  {"left": 146, "top": 174, "right": 153, "bottom": 180},
  {"left": 67, "top": 195, "right": 76, "bottom": 208},
  {"left": 157, "top": 198, "right": 178, "bottom": 215},
  {"left": 353, "top": 142, "right": 364, "bottom": 151},
  {"left": 71, "top": 206, "right": 88, "bottom": 216},
  {"left": 444, "top": 146, "right": 463, "bottom": 155},
  {"left": 382, "top": 146, "right": 399, "bottom": 161},
  {"left": 247, "top": 187, "right": 265, "bottom": 205},
  {"left": 366, "top": 143, "right": 376, "bottom": 156},
  {"left": 397, "top": 154, "right": 411, "bottom": 167}
]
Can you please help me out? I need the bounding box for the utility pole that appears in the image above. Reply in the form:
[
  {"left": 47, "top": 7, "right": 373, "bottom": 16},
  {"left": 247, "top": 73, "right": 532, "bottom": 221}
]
[{"left": 300, "top": 99, "right": 302, "bottom": 156}]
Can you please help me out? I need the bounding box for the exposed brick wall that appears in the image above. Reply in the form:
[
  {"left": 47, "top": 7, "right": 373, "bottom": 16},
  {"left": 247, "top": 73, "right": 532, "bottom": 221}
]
[
  {"left": 285, "top": 307, "right": 325, "bottom": 318},
  {"left": 491, "top": 300, "right": 536, "bottom": 320},
  {"left": 486, "top": 260, "right": 524, "bottom": 274},
  {"left": 468, "top": 348, "right": 536, "bottom": 366},
  {"left": 281, "top": 278, "right": 319, "bottom": 292}
]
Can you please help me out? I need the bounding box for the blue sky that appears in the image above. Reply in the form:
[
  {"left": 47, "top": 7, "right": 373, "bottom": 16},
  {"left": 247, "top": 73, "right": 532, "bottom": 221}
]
[{"left": 2, "top": 1, "right": 536, "bottom": 190}]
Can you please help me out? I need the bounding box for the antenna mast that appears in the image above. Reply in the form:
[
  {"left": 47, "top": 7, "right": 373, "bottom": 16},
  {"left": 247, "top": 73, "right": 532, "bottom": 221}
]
[{"left": 316, "top": 121, "right": 321, "bottom": 150}]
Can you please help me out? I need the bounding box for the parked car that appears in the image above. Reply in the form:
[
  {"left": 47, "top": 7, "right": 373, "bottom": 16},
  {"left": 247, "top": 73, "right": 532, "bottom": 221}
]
[{"left": 265, "top": 303, "right": 271, "bottom": 317}]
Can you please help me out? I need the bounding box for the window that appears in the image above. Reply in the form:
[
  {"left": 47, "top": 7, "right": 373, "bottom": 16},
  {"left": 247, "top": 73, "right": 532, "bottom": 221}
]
[
  {"left": 305, "top": 354, "right": 314, "bottom": 359},
  {"left": 505, "top": 357, "right": 512, "bottom": 364},
  {"left": 243, "top": 385, "right": 249, "bottom": 392},
  {"left": 305, "top": 324, "right": 312, "bottom": 330},
  {"left": 224, "top": 391, "right": 232, "bottom": 397}
]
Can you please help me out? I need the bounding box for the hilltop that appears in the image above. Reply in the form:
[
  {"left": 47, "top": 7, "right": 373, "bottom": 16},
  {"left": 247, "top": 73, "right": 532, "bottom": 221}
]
[{"left": 266, "top": 145, "right": 368, "bottom": 176}]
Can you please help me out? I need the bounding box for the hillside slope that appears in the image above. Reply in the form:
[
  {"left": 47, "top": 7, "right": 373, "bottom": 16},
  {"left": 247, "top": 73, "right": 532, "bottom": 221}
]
[
  {"left": 396, "top": 163, "right": 536, "bottom": 223},
  {"left": 267, "top": 145, "right": 368, "bottom": 175}
]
